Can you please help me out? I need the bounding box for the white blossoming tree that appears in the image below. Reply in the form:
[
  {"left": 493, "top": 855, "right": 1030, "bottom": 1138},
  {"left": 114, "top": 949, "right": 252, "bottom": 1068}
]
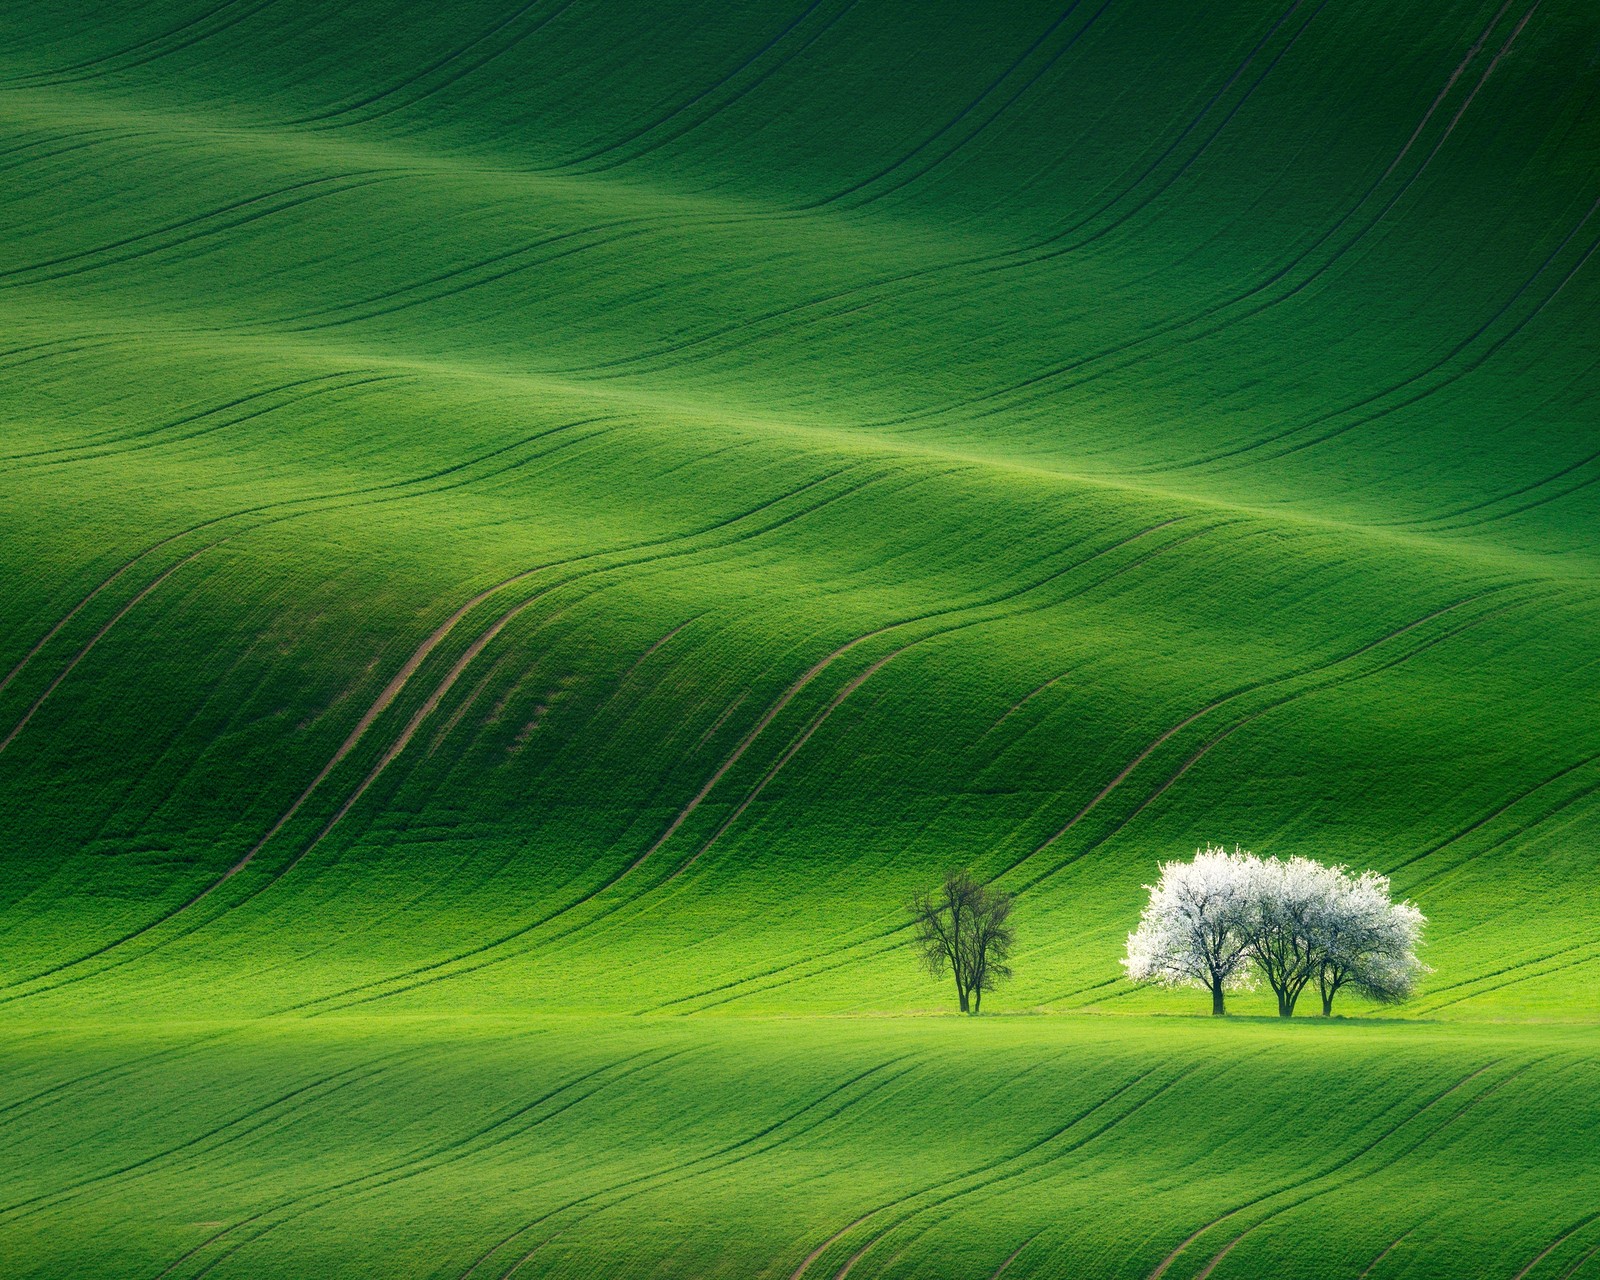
[
  {"left": 1242, "top": 855, "right": 1332, "bottom": 1018},
  {"left": 1312, "top": 868, "right": 1428, "bottom": 1016},
  {"left": 1123, "top": 844, "right": 1255, "bottom": 1016},
  {"left": 1125, "top": 846, "right": 1429, "bottom": 1018}
]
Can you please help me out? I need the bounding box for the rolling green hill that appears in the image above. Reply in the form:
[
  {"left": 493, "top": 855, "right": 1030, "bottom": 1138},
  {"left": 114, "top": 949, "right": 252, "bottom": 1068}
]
[{"left": 1, "top": 1, "right": 1597, "bottom": 1275}]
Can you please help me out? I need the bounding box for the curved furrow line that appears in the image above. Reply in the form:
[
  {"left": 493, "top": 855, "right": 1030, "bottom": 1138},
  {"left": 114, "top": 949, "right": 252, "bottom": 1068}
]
[
  {"left": 988, "top": 1233, "right": 1040, "bottom": 1280},
  {"left": 6, "top": 416, "right": 614, "bottom": 741},
  {"left": 10, "top": 372, "right": 399, "bottom": 472},
  {"left": 1437, "top": 462, "right": 1600, "bottom": 533},
  {"left": 1556, "top": 1237, "right": 1600, "bottom": 1280},
  {"left": 281, "top": 218, "right": 655, "bottom": 332},
  {"left": 836, "top": 0, "right": 1114, "bottom": 215},
  {"left": 1007, "top": 590, "right": 1533, "bottom": 898},
  {"left": 290, "top": 514, "right": 1202, "bottom": 1014},
  {"left": 0, "top": 339, "right": 114, "bottom": 377},
  {"left": 572, "top": 612, "right": 704, "bottom": 736},
  {"left": 315, "top": 461, "right": 887, "bottom": 840},
  {"left": 1413, "top": 943, "right": 1600, "bottom": 1015},
  {"left": 1388, "top": 771, "right": 1600, "bottom": 902},
  {"left": 1389, "top": 740, "right": 1600, "bottom": 878},
  {"left": 866, "top": 0, "right": 1533, "bottom": 439},
  {"left": 267, "top": 215, "right": 641, "bottom": 328},
  {"left": 1003, "top": 0, "right": 1323, "bottom": 263},
  {"left": 144, "top": 1044, "right": 578, "bottom": 1271},
  {"left": 1166, "top": 185, "right": 1600, "bottom": 475},
  {"left": 0, "top": 408, "right": 593, "bottom": 905},
  {"left": 974, "top": 669, "right": 1073, "bottom": 743},
  {"left": 995, "top": 587, "right": 1510, "bottom": 882},
  {"left": 0, "top": 172, "right": 379, "bottom": 284},
  {"left": 663, "top": 645, "right": 913, "bottom": 885},
  {"left": 789, "top": 1212, "right": 880, "bottom": 1280},
  {"left": 1358, "top": 1229, "right": 1414, "bottom": 1279},
  {"left": 0, "top": 0, "right": 260, "bottom": 87},
  {"left": 0, "top": 172, "right": 408, "bottom": 293},
  {"left": 454, "top": 1057, "right": 917, "bottom": 1278},
  {"left": 334, "top": 5, "right": 589, "bottom": 135},
  {"left": 829, "top": 1065, "right": 1197, "bottom": 1280},
  {"left": 0, "top": 334, "right": 84, "bottom": 368},
  {"left": 1146, "top": 1059, "right": 1508, "bottom": 1280},
  {"left": 170, "top": 1047, "right": 688, "bottom": 1280},
  {"left": 787, "top": 0, "right": 1107, "bottom": 214},
  {"left": 0, "top": 334, "right": 127, "bottom": 382},
  {"left": 0, "top": 411, "right": 610, "bottom": 714},
  {"left": 0, "top": 544, "right": 187, "bottom": 703},
  {"left": 1217, "top": 221, "right": 1600, "bottom": 472},
  {"left": 483, "top": 1058, "right": 925, "bottom": 1280},
  {"left": 570, "top": 0, "right": 1427, "bottom": 403},
  {"left": 216, "top": 585, "right": 583, "bottom": 883},
  {"left": 1186, "top": 1059, "right": 1547, "bottom": 1280},
  {"left": 0, "top": 131, "right": 140, "bottom": 182},
  {"left": 1429, "top": 1, "right": 1543, "bottom": 156},
  {"left": 1401, "top": 767, "right": 1600, "bottom": 894},
  {"left": 6, "top": 0, "right": 286, "bottom": 91},
  {"left": 279, "top": 0, "right": 561, "bottom": 128},
  {"left": 0, "top": 1025, "right": 244, "bottom": 1136},
  {"left": 869, "top": 0, "right": 1327, "bottom": 422},
  {"left": 148, "top": 1045, "right": 654, "bottom": 1278},
  {"left": 793, "top": 1062, "right": 1175, "bottom": 1279},
  {"left": 0, "top": 132, "right": 70, "bottom": 165},
  {"left": 0, "top": 465, "right": 871, "bottom": 1000},
  {"left": 0, "top": 368, "right": 372, "bottom": 462},
  {"left": 0, "top": 547, "right": 210, "bottom": 757},
  {"left": 606, "top": 513, "right": 1200, "bottom": 883},
  {"left": 693, "top": 689, "right": 747, "bottom": 750},
  {"left": 992, "top": 0, "right": 1528, "bottom": 361},
  {"left": 0, "top": 1058, "right": 399, "bottom": 1223},
  {"left": 1513, "top": 1217, "right": 1600, "bottom": 1280},
  {"left": 553, "top": 0, "right": 1329, "bottom": 383},
  {"left": 1433, "top": 444, "right": 1600, "bottom": 534},
  {"left": 197, "top": 457, "right": 859, "bottom": 911},
  {"left": 551, "top": 0, "right": 858, "bottom": 176},
  {"left": 0, "top": 621, "right": 309, "bottom": 926},
  {"left": 1385, "top": 382, "right": 1600, "bottom": 527},
  {"left": 563, "top": 0, "right": 1313, "bottom": 385},
  {"left": 847, "top": 0, "right": 1302, "bottom": 225},
  {"left": 0, "top": 369, "right": 345, "bottom": 462},
  {"left": 1381, "top": 0, "right": 1519, "bottom": 184}
]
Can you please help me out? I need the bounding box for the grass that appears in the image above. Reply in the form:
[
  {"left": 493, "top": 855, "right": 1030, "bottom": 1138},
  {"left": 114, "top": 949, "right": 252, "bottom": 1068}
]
[
  {"left": 1, "top": 0, "right": 1597, "bottom": 1274},
  {"left": 5, "top": 1014, "right": 1599, "bottom": 1280}
]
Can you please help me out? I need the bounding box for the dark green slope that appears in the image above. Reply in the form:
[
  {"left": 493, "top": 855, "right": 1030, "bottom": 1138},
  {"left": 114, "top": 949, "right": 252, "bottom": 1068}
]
[{"left": 0, "top": 2, "right": 1598, "bottom": 1275}]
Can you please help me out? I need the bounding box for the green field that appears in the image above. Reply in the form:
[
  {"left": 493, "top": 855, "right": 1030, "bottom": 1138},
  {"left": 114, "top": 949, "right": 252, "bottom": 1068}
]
[{"left": 2, "top": 0, "right": 1597, "bottom": 1275}]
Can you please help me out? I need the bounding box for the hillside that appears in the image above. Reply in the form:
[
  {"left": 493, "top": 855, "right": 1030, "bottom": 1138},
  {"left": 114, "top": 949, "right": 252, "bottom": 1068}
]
[{"left": 1, "top": 1, "right": 1597, "bottom": 1276}]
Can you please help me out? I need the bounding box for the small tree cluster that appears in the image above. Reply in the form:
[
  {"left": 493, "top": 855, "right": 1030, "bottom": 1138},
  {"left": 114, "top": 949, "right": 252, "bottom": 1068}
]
[
  {"left": 909, "top": 869, "right": 1015, "bottom": 1014},
  {"left": 1124, "top": 844, "right": 1427, "bottom": 1017}
]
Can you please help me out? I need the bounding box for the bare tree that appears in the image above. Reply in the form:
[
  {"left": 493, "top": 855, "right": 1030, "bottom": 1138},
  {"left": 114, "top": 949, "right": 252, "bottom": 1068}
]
[
  {"left": 909, "top": 869, "right": 1015, "bottom": 1014},
  {"left": 962, "top": 887, "right": 1015, "bottom": 1014}
]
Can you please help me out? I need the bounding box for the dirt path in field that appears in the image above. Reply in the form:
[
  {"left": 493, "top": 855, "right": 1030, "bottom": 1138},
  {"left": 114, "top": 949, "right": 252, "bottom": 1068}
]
[{"left": 789, "top": 1212, "right": 878, "bottom": 1280}]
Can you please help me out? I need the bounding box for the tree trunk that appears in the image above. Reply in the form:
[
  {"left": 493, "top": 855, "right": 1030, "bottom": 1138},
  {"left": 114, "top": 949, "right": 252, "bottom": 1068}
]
[
  {"left": 956, "top": 982, "right": 969, "bottom": 1013},
  {"left": 971, "top": 988, "right": 981, "bottom": 1015},
  {"left": 1211, "top": 985, "right": 1226, "bottom": 1016},
  {"left": 1278, "top": 991, "right": 1296, "bottom": 1018},
  {"left": 1321, "top": 993, "right": 1334, "bottom": 1016}
]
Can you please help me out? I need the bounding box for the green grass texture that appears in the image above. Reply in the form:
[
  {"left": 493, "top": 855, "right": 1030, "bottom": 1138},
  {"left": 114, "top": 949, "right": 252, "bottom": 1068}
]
[{"left": 1, "top": 1, "right": 1597, "bottom": 1275}]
